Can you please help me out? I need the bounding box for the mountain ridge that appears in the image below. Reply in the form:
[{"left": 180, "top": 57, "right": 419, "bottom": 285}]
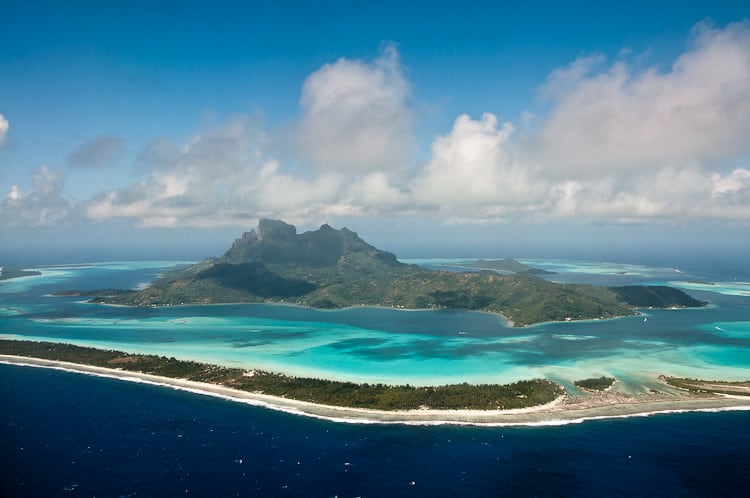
[{"left": 221, "top": 219, "right": 403, "bottom": 271}]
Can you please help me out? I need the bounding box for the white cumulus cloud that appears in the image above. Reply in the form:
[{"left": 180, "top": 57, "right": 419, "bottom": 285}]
[
  {"left": 87, "top": 117, "right": 270, "bottom": 227},
  {"left": 1, "top": 166, "right": 74, "bottom": 227},
  {"left": 530, "top": 20, "right": 750, "bottom": 178},
  {"left": 410, "top": 113, "right": 544, "bottom": 220},
  {"left": 86, "top": 117, "right": 355, "bottom": 228},
  {"left": 296, "top": 44, "right": 413, "bottom": 173}
]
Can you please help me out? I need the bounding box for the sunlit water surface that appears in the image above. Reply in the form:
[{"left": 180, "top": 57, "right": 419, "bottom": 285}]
[{"left": 2, "top": 258, "right": 749, "bottom": 391}]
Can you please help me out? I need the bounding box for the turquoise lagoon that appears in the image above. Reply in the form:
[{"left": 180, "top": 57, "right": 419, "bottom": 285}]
[{"left": 1, "top": 259, "right": 749, "bottom": 390}]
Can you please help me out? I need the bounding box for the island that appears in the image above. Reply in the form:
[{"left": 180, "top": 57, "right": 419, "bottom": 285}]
[
  {"left": 0, "top": 267, "right": 42, "bottom": 281},
  {"left": 76, "top": 219, "right": 705, "bottom": 326},
  {"left": 574, "top": 376, "right": 616, "bottom": 391},
  {"left": 0, "top": 340, "right": 559, "bottom": 410},
  {"left": 457, "top": 258, "right": 557, "bottom": 275},
  {"left": 2, "top": 340, "right": 748, "bottom": 425}
]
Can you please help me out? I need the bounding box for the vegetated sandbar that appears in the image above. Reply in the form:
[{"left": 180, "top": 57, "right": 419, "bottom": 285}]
[{"left": 2, "top": 354, "right": 749, "bottom": 426}]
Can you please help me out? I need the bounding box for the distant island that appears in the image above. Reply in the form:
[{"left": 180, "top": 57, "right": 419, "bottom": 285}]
[
  {"left": 457, "top": 258, "right": 557, "bottom": 275},
  {"left": 76, "top": 219, "right": 705, "bottom": 326},
  {"left": 0, "top": 267, "right": 42, "bottom": 281}
]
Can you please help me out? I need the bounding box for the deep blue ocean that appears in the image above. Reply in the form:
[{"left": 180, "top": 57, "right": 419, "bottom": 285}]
[{"left": 2, "top": 363, "right": 750, "bottom": 497}]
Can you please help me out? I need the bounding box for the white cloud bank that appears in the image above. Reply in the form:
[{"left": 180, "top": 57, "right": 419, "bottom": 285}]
[
  {"left": 8, "top": 21, "right": 750, "bottom": 229},
  {"left": 1, "top": 166, "right": 74, "bottom": 227},
  {"left": 532, "top": 20, "right": 750, "bottom": 177},
  {"left": 86, "top": 117, "right": 352, "bottom": 227}
]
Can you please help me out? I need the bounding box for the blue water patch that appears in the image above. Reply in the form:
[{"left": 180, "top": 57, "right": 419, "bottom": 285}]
[
  {"left": 702, "top": 321, "right": 750, "bottom": 338},
  {"left": 2, "top": 259, "right": 750, "bottom": 384}
]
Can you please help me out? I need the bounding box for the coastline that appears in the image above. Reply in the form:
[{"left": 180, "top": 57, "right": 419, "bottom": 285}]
[
  {"left": 91, "top": 298, "right": 638, "bottom": 330},
  {"left": 3, "top": 354, "right": 749, "bottom": 427}
]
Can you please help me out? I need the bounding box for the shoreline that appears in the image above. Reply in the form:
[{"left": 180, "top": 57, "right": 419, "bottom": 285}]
[
  {"left": 2, "top": 355, "right": 749, "bottom": 427},
  {"left": 91, "top": 298, "right": 639, "bottom": 329}
]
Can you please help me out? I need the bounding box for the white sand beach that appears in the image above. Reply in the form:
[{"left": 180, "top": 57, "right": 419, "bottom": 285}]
[{"left": 2, "top": 354, "right": 749, "bottom": 427}]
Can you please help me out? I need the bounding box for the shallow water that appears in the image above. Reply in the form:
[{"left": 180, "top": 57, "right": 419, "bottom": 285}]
[{"left": 1, "top": 259, "right": 749, "bottom": 387}]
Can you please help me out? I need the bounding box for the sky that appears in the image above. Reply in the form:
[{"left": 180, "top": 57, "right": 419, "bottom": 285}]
[{"left": 1, "top": 1, "right": 750, "bottom": 264}]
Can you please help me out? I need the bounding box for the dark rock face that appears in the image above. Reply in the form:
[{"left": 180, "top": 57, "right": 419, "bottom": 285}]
[
  {"left": 258, "top": 218, "right": 296, "bottom": 241},
  {"left": 220, "top": 219, "right": 403, "bottom": 269}
]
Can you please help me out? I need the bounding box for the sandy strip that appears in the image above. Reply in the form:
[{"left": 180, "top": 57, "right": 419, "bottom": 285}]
[{"left": 2, "top": 354, "right": 750, "bottom": 426}]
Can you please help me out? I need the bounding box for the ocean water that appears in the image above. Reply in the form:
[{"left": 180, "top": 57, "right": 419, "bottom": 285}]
[
  {"left": 1, "top": 259, "right": 749, "bottom": 387},
  {"left": 1, "top": 257, "right": 750, "bottom": 495},
  {"left": 2, "top": 364, "right": 750, "bottom": 497}
]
